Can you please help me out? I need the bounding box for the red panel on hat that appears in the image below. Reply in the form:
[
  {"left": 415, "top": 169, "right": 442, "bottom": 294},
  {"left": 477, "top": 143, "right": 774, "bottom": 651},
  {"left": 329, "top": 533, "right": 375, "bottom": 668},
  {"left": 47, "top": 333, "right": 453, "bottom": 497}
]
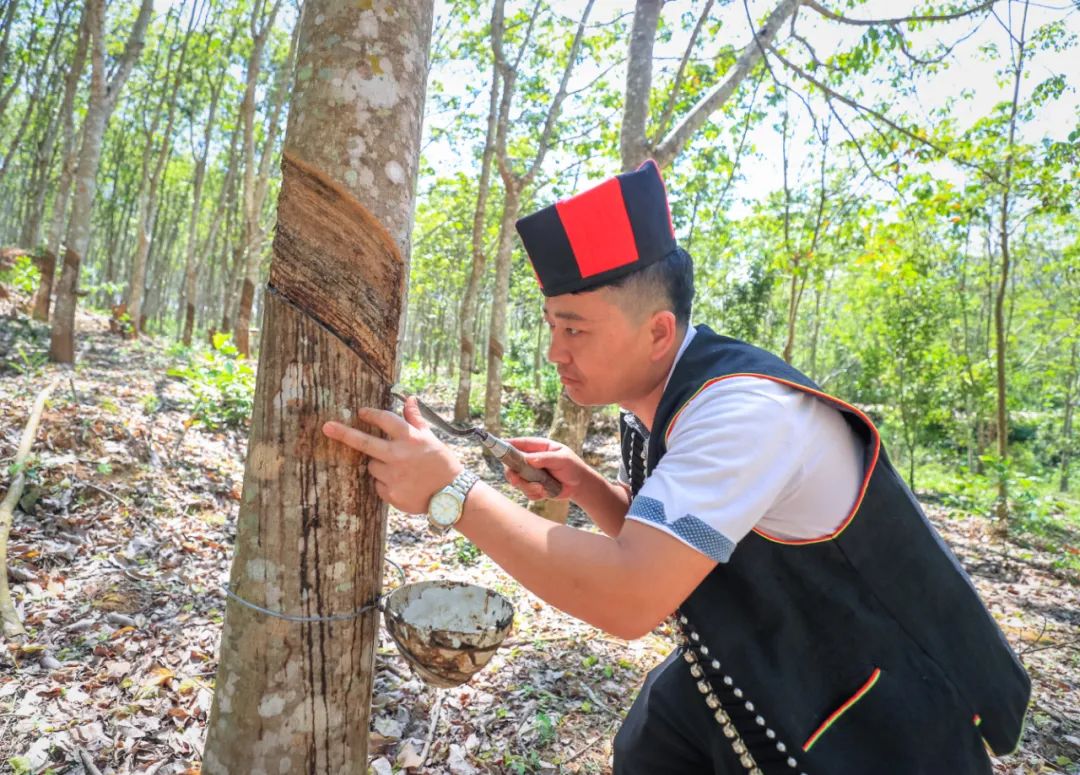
[{"left": 555, "top": 178, "right": 638, "bottom": 278}]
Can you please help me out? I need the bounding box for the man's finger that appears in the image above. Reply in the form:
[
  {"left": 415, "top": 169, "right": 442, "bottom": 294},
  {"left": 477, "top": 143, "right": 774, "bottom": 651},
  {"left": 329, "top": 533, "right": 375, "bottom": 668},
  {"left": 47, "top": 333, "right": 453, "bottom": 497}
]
[
  {"left": 523, "top": 451, "right": 559, "bottom": 469},
  {"left": 356, "top": 407, "right": 411, "bottom": 440},
  {"left": 322, "top": 421, "right": 392, "bottom": 460},
  {"left": 507, "top": 437, "right": 554, "bottom": 452},
  {"left": 401, "top": 397, "right": 430, "bottom": 432}
]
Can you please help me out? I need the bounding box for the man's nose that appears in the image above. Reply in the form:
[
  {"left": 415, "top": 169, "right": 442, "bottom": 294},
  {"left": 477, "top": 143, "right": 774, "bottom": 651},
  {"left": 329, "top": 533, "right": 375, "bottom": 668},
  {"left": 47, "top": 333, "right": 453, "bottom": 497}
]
[{"left": 547, "top": 335, "right": 570, "bottom": 365}]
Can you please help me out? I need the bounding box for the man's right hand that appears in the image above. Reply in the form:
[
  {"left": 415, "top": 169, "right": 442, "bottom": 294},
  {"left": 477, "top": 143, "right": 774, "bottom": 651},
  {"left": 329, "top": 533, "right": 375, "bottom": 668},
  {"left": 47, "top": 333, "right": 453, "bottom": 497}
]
[{"left": 503, "top": 437, "right": 587, "bottom": 502}]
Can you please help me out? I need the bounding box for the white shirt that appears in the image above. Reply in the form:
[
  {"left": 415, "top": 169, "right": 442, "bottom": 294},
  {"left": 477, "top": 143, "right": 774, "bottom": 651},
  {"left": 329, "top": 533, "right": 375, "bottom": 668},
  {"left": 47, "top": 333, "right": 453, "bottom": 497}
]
[{"left": 618, "top": 326, "right": 863, "bottom": 562}]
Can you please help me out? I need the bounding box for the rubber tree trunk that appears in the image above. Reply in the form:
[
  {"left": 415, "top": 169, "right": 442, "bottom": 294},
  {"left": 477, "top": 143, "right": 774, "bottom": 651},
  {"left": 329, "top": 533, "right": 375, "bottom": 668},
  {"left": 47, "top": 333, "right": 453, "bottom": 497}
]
[
  {"left": 180, "top": 41, "right": 234, "bottom": 346},
  {"left": 49, "top": 0, "right": 151, "bottom": 363},
  {"left": 482, "top": 187, "right": 521, "bottom": 434},
  {"left": 202, "top": 2, "right": 433, "bottom": 771},
  {"left": 453, "top": 13, "right": 502, "bottom": 423}
]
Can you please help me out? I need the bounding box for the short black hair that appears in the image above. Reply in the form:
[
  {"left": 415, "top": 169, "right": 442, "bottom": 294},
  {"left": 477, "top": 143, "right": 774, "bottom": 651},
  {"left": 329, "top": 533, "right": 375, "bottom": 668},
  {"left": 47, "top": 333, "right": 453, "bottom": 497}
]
[{"left": 589, "top": 247, "right": 694, "bottom": 330}]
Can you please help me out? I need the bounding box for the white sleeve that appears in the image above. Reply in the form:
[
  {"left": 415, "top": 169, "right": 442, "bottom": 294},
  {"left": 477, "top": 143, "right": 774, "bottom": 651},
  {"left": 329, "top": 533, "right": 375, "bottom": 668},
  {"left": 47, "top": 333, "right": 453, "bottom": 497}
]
[{"left": 624, "top": 379, "right": 806, "bottom": 562}]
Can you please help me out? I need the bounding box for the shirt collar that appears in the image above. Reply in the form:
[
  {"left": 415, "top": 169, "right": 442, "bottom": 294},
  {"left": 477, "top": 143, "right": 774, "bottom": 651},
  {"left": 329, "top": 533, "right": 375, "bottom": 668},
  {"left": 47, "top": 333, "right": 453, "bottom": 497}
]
[{"left": 663, "top": 323, "right": 696, "bottom": 394}]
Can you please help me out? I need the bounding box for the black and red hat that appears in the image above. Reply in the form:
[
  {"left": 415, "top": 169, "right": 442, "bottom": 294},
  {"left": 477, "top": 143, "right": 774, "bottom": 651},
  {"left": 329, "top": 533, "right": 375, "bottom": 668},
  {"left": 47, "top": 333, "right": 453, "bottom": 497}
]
[{"left": 515, "top": 159, "right": 677, "bottom": 297}]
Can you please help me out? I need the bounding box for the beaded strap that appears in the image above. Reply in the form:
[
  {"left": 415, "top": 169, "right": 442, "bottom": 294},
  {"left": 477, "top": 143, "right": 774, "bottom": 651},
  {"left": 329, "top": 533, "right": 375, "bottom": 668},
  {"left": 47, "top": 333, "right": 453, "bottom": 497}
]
[{"left": 677, "top": 614, "right": 809, "bottom": 775}]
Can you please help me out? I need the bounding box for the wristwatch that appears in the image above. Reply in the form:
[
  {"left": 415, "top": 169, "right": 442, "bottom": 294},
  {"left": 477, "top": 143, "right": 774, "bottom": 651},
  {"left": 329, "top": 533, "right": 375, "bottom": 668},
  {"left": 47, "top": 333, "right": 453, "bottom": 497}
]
[{"left": 427, "top": 468, "right": 479, "bottom": 533}]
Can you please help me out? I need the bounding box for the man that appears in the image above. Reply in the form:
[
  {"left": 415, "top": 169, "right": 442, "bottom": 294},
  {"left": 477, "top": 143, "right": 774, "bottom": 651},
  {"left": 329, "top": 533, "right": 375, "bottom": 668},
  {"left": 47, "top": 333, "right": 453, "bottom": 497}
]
[{"left": 323, "top": 161, "right": 1029, "bottom": 774}]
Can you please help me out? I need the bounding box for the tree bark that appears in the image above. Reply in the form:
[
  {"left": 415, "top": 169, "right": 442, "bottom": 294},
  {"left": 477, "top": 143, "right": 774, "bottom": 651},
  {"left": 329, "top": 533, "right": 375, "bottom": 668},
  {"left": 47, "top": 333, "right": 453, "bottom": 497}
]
[
  {"left": 202, "top": 0, "right": 433, "bottom": 769},
  {"left": 48, "top": 0, "right": 152, "bottom": 363}
]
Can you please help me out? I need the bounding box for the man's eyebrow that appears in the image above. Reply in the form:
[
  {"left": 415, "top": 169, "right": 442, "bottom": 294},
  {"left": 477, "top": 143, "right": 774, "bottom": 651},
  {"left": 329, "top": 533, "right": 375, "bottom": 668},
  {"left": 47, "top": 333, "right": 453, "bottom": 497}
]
[{"left": 541, "top": 305, "right": 587, "bottom": 322}]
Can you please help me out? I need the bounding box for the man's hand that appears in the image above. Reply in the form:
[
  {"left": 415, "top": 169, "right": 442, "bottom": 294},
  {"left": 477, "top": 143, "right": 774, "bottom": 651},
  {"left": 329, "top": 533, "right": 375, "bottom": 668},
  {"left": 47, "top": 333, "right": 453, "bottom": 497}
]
[
  {"left": 322, "top": 397, "right": 463, "bottom": 515},
  {"left": 502, "top": 437, "right": 588, "bottom": 502}
]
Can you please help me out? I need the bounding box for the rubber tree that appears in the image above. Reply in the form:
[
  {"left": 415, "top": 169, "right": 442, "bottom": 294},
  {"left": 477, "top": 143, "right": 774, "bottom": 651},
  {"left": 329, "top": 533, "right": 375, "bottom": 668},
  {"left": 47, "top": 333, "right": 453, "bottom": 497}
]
[
  {"left": 202, "top": 1, "right": 434, "bottom": 771},
  {"left": 48, "top": 0, "right": 153, "bottom": 363},
  {"left": 32, "top": 3, "right": 89, "bottom": 322}
]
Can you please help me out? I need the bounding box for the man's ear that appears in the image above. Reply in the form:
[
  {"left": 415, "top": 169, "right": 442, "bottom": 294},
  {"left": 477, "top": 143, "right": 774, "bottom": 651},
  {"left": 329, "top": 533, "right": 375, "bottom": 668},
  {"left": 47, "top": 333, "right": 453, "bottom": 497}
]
[{"left": 648, "top": 310, "right": 678, "bottom": 362}]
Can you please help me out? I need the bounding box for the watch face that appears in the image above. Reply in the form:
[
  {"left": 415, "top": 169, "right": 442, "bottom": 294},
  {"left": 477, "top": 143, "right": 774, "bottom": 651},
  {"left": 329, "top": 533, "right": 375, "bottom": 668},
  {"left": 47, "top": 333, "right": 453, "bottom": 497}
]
[{"left": 430, "top": 491, "right": 462, "bottom": 527}]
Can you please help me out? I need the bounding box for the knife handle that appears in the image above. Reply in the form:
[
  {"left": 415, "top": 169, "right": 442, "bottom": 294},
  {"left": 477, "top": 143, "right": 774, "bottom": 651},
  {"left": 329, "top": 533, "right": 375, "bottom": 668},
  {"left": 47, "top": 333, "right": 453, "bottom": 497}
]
[{"left": 483, "top": 434, "right": 563, "bottom": 498}]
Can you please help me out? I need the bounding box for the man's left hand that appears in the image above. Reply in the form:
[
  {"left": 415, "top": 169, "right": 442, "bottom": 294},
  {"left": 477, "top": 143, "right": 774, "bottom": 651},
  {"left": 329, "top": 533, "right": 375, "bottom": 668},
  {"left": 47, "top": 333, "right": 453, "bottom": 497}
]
[{"left": 322, "top": 397, "right": 463, "bottom": 515}]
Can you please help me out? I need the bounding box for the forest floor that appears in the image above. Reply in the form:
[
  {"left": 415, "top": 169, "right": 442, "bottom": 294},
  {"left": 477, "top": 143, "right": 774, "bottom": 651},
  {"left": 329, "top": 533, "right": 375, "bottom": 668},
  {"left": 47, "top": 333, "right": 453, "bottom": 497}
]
[{"left": 0, "top": 287, "right": 1078, "bottom": 775}]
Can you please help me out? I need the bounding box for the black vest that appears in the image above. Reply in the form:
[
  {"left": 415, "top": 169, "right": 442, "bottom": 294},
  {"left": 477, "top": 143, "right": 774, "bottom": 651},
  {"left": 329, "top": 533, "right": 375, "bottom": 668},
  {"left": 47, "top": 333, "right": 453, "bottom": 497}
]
[{"left": 620, "top": 326, "right": 1030, "bottom": 773}]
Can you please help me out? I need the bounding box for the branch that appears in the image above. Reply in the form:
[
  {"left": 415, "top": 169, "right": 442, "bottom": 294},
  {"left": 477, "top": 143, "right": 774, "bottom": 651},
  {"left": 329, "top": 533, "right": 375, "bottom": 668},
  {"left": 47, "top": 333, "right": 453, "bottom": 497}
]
[
  {"left": 104, "top": 0, "right": 153, "bottom": 113},
  {"left": 654, "top": 0, "right": 801, "bottom": 169},
  {"left": 652, "top": 0, "right": 715, "bottom": 147},
  {"left": 803, "top": 0, "right": 998, "bottom": 27},
  {"left": 525, "top": 0, "right": 596, "bottom": 183},
  {"left": 1, "top": 377, "right": 58, "bottom": 639},
  {"left": 766, "top": 42, "right": 1002, "bottom": 185}
]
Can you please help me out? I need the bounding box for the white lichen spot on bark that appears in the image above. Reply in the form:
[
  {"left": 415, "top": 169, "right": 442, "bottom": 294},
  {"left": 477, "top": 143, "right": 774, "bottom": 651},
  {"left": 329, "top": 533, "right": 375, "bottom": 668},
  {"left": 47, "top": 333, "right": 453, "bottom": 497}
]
[
  {"left": 314, "top": 12, "right": 325, "bottom": 24},
  {"left": 278, "top": 756, "right": 292, "bottom": 774},
  {"left": 258, "top": 693, "right": 287, "bottom": 718},
  {"left": 272, "top": 657, "right": 304, "bottom": 685},
  {"left": 356, "top": 165, "right": 374, "bottom": 189},
  {"left": 246, "top": 558, "right": 271, "bottom": 580},
  {"left": 264, "top": 582, "right": 283, "bottom": 610},
  {"left": 218, "top": 671, "right": 239, "bottom": 714},
  {"left": 335, "top": 511, "right": 359, "bottom": 531},
  {"left": 356, "top": 9, "right": 378, "bottom": 37},
  {"left": 332, "top": 66, "right": 401, "bottom": 110},
  {"left": 384, "top": 160, "right": 404, "bottom": 185},
  {"left": 277, "top": 362, "right": 304, "bottom": 407}
]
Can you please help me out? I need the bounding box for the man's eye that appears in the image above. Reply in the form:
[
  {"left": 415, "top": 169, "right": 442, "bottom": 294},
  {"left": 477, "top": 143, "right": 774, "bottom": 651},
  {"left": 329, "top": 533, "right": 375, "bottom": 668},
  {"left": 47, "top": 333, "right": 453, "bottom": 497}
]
[{"left": 566, "top": 328, "right": 581, "bottom": 336}]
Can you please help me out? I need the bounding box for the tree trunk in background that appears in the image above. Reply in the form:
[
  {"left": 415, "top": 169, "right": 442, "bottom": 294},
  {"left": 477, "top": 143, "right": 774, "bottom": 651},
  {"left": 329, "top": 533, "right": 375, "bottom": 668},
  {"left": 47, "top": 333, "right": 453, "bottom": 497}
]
[
  {"left": 453, "top": 36, "right": 500, "bottom": 423},
  {"left": 49, "top": 0, "right": 152, "bottom": 364},
  {"left": 482, "top": 0, "right": 593, "bottom": 435},
  {"left": 21, "top": 2, "right": 80, "bottom": 251},
  {"left": 234, "top": 1, "right": 295, "bottom": 357},
  {"left": 181, "top": 30, "right": 236, "bottom": 346},
  {"left": 1060, "top": 340, "right": 1078, "bottom": 493},
  {"left": 126, "top": 5, "right": 197, "bottom": 337},
  {"left": 32, "top": 4, "right": 89, "bottom": 321},
  {"left": 202, "top": 1, "right": 432, "bottom": 769},
  {"left": 0, "top": 7, "right": 67, "bottom": 190},
  {"left": 483, "top": 187, "right": 520, "bottom": 432},
  {"left": 994, "top": 0, "right": 1029, "bottom": 527}
]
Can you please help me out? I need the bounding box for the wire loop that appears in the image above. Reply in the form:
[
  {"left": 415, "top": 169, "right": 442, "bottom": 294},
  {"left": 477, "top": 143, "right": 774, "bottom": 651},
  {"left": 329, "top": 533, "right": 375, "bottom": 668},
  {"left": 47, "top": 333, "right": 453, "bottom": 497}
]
[{"left": 221, "top": 557, "right": 407, "bottom": 623}]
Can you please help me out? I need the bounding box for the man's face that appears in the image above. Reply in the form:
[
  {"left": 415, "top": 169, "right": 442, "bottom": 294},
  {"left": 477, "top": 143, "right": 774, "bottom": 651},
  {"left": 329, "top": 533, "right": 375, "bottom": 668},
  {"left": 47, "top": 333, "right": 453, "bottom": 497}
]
[{"left": 542, "top": 287, "right": 651, "bottom": 407}]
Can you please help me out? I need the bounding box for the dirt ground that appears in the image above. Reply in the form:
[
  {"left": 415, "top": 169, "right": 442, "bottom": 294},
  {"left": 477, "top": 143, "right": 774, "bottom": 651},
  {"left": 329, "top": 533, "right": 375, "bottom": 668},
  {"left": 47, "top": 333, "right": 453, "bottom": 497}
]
[{"left": 0, "top": 297, "right": 1077, "bottom": 774}]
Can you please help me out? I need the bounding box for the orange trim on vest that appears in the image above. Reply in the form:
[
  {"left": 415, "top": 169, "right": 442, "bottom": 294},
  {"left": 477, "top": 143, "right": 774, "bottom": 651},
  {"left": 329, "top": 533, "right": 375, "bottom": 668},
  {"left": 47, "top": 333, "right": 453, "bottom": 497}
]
[
  {"left": 802, "top": 667, "right": 882, "bottom": 752},
  {"left": 662, "top": 373, "right": 882, "bottom": 545}
]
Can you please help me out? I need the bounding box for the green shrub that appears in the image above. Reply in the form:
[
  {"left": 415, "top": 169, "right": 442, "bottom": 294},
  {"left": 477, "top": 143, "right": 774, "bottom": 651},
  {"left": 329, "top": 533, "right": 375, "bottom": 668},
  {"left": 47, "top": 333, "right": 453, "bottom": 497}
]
[
  {"left": 0, "top": 252, "right": 40, "bottom": 294},
  {"left": 168, "top": 333, "right": 255, "bottom": 429}
]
